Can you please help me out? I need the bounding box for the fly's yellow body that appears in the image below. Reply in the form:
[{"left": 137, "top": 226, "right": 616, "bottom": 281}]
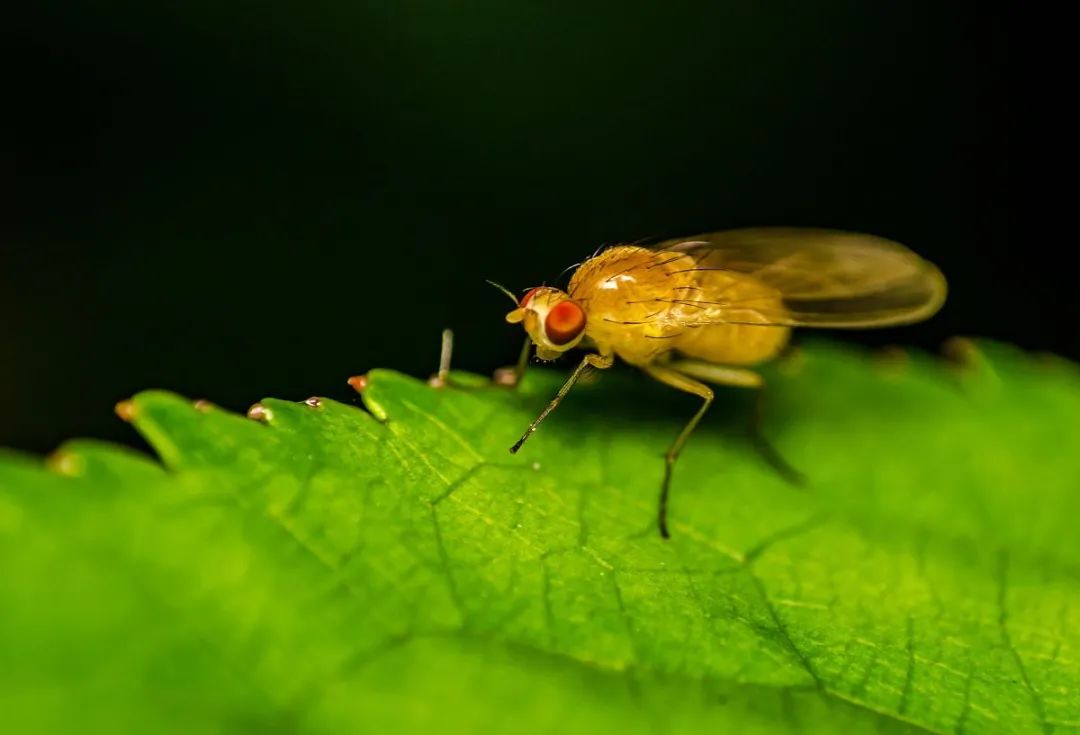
[
  {"left": 568, "top": 245, "right": 790, "bottom": 367},
  {"left": 488, "top": 228, "right": 946, "bottom": 538}
]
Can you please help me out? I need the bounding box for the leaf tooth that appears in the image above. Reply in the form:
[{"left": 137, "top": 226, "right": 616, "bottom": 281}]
[
  {"left": 246, "top": 402, "right": 273, "bottom": 423},
  {"left": 941, "top": 336, "right": 983, "bottom": 369},
  {"left": 872, "top": 345, "right": 910, "bottom": 377},
  {"left": 776, "top": 345, "right": 807, "bottom": 376},
  {"left": 45, "top": 449, "right": 84, "bottom": 478},
  {"left": 114, "top": 398, "right": 138, "bottom": 422}
]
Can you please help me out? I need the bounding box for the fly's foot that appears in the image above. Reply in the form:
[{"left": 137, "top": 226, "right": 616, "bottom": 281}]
[
  {"left": 492, "top": 365, "right": 522, "bottom": 387},
  {"left": 751, "top": 433, "right": 807, "bottom": 488},
  {"left": 428, "top": 328, "right": 455, "bottom": 388}
]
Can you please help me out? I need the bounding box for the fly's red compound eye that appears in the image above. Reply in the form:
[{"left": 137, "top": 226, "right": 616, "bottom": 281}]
[
  {"left": 519, "top": 287, "right": 542, "bottom": 308},
  {"left": 544, "top": 300, "right": 586, "bottom": 345}
]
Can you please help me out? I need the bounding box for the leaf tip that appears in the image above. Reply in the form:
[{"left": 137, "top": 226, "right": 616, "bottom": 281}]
[{"left": 347, "top": 374, "right": 369, "bottom": 393}]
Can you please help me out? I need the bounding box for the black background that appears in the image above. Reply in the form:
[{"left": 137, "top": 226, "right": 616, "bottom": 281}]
[{"left": 5, "top": 2, "right": 1018, "bottom": 453}]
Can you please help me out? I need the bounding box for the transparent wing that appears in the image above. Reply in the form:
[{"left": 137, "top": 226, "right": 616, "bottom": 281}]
[{"left": 652, "top": 228, "right": 947, "bottom": 328}]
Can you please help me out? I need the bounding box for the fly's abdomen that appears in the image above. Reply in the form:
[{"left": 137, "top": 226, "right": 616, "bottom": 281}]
[
  {"left": 673, "top": 322, "right": 790, "bottom": 365},
  {"left": 671, "top": 269, "right": 791, "bottom": 365}
]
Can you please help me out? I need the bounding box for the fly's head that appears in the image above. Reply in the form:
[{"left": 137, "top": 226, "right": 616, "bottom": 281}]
[{"left": 505, "top": 287, "right": 587, "bottom": 360}]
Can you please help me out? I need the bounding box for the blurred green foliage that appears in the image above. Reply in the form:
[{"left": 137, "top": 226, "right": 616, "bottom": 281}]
[{"left": 1, "top": 341, "right": 1076, "bottom": 733}]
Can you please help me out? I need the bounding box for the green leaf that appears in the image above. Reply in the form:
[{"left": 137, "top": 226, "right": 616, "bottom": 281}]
[{"left": 2, "top": 340, "right": 1078, "bottom": 734}]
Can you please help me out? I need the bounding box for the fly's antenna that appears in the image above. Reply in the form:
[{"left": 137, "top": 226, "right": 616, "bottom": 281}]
[{"left": 486, "top": 280, "right": 520, "bottom": 305}]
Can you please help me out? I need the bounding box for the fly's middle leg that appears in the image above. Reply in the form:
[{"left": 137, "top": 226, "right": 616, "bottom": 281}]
[
  {"left": 428, "top": 329, "right": 456, "bottom": 388},
  {"left": 640, "top": 364, "right": 716, "bottom": 539}
]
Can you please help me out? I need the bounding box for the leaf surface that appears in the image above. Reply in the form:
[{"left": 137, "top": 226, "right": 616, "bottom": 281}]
[{"left": 2, "top": 341, "right": 1078, "bottom": 734}]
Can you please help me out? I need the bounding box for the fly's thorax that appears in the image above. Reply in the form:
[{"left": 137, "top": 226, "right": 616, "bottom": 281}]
[
  {"left": 569, "top": 247, "right": 700, "bottom": 315},
  {"left": 565, "top": 246, "right": 701, "bottom": 362},
  {"left": 505, "top": 286, "right": 588, "bottom": 359}
]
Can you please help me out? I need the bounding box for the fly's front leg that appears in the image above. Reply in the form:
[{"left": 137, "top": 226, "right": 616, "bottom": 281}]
[
  {"left": 668, "top": 359, "right": 804, "bottom": 486},
  {"left": 510, "top": 352, "right": 613, "bottom": 453},
  {"left": 354, "top": 329, "right": 458, "bottom": 393},
  {"left": 427, "top": 329, "right": 456, "bottom": 388},
  {"left": 430, "top": 330, "right": 533, "bottom": 390},
  {"left": 493, "top": 337, "right": 532, "bottom": 388}
]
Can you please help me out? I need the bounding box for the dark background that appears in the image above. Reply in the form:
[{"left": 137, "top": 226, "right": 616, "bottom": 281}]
[{"left": 4, "top": 2, "right": 1017, "bottom": 453}]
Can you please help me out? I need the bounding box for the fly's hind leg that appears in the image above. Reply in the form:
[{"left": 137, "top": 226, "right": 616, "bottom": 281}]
[
  {"left": 668, "top": 359, "right": 804, "bottom": 487},
  {"left": 748, "top": 387, "right": 805, "bottom": 486}
]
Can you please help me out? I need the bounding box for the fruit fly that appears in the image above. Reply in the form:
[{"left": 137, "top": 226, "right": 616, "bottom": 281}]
[{"left": 443, "top": 228, "right": 946, "bottom": 538}]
